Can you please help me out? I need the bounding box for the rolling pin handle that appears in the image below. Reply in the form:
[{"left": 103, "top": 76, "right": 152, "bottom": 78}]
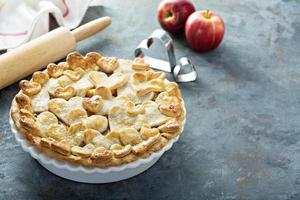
[{"left": 72, "top": 16, "right": 112, "bottom": 42}]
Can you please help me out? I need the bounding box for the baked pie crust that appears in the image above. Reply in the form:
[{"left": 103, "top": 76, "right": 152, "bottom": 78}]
[{"left": 11, "top": 52, "right": 185, "bottom": 168}]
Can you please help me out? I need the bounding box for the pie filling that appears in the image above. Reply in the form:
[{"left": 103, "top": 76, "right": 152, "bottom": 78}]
[{"left": 11, "top": 52, "right": 185, "bottom": 168}]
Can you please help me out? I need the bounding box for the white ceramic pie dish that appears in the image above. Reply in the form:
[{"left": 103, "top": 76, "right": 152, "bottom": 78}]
[{"left": 9, "top": 101, "right": 186, "bottom": 183}]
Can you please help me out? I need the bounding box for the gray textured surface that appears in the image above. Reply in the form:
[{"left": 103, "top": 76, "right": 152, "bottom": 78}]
[{"left": 1, "top": 0, "right": 300, "bottom": 199}]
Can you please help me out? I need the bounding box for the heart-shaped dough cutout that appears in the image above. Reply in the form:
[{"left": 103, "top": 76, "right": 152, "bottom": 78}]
[
  {"left": 131, "top": 71, "right": 166, "bottom": 96},
  {"left": 19, "top": 80, "right": 41, "bottom": 96},
  {"left": 155, "top": 91, "right": 182, "bottom": 117},
  {"left": 89, "top": 71, "right": 128, "bottom": 90},
  {"left": 142, "top": 101, "right": 170, "bottom": 127},
  {"left": 48, "top": 97, "right": 84, "bottom": 125},
  {"left": 108, "top": 105, "right": 147, "bottom": 132},
  {"left": 117, "top": 75, "right": 154, "bottom": 104},
  {"left": 66, "top": 52, "right": 101, "bottom": 70},
  {"left": 97, "top": 56, "right": 118, "bottom": 73}
]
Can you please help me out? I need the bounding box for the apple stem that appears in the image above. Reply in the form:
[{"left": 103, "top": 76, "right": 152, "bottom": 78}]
[{"left": 203, "top": 9, "right": 210, "bottom": 19}]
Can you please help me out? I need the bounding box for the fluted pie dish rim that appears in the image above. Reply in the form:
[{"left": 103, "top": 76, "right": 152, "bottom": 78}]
[{"left": 9, "top": 107, "right": 185, "bottom": 173}]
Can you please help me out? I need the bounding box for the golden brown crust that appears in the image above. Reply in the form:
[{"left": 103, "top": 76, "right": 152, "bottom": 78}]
[
  {"left": 85, "top": 52, "right": 102, "bottom": 69},
  {"left": 89, "top": 71, "right": 128, "bottom": 90},
  {"left": 132, "top": 57, "right": 151, "bottom": 71},
  {"left": 66, "top": 52, "right": 87, "bottom": 70},
  {"left": 47, "top": 63, "right": 67, "bottom": 78},
  {"left": 71, "top": 145, "right": 94, "bottom": 158},
  {"left": 67, "top": 52, "right": 101, "bottom": 70},
  {"left": 63, "top": 68, "right": 85, "bottom": 81},
  {"left": 15, "top": 93, "right": 32, "bottom": 111},
  {"left": 97, "top": 56, "right": 118, "bottom": 73},
  {"left": 51, "top": 140, "right": 71, "bottom": 156},
  {"left": 40, "top": 137, "right": 55, "bottom": 148},
  {"left": 67, "top": 108, "right": 88, "bottom": 124},
  {"left": 131, "top": 71, "right": 166, "bottom": 96},
  {"left": 83, "top": 129, "right": 99, "bottom": 144},
  {"left": 19, "top": 80, "right": 41, "bottom": 96},
  {"left": 113, "top": 144, "right": 132, "bottom": 158},
  {"left": 94, "top": 86, "right": 113, "bottom": 100},
  {"left": 91, "top": 147, "right": 112, "bottom": 162},
  {"left": 158, "top": 119, "right": 181, "bottom": 133},
  {"left": 12, "top": 99, "right": 182, "bottom": 167},
  {"left": 11, "top": 51, "right": 185, "bottom": 168},
  {"left": 132, "top": 134, "right": 161, "bottom": 155},
  {"left": 54, "top": 85, "right": 76, "bottom": 100},
  {"left": 68, "top": 122, "right": 86, "bottom": 135},
  {"left": 140, "top": 126, "right": 159, "bottom": 140},
  {"left": 156, "top": 92, "right": 182, "bottom": 117},
  {"left": 19, "top": 109, "right": 36, "bottom": 120},
  {"left": 32, "top": 71, "right": 49, "bottom": 85},
  {"left": 126, "top": 101, "right": 145, "bottom": 116},
  {"left": 82, "top": 95, "right": 103, "bottom": 113},
  {"left": 119, "top": 128, "right": 142, "bottom": 145},
  {"left": 19, "top": 116, "right": 41, "bottom": 137}
]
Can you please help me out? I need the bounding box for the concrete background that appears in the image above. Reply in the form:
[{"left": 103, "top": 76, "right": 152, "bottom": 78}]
[{"left": 0, "top": 0, "right": 300, "bottom": 199}]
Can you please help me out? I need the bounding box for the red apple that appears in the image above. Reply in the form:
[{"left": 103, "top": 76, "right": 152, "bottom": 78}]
[
  {"left": 157, "top": 0, "right": 195, "bottom": 34},
  {"left": 185, "top": 10, "right": 225, "bottom": 52}
]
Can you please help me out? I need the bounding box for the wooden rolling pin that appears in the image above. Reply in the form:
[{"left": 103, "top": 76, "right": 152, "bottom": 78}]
[{"left": 0, "top": 16, "right": 111, "bottom": 89}]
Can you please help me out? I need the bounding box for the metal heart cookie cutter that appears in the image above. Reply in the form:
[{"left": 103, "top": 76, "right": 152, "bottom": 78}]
[{"left": 134, "top": 29, "right": 197, "bottom": 82}]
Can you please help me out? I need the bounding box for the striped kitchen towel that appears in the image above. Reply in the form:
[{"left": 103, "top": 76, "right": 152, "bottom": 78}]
[{"left": 0, "top": 0, "right": 101, "bottom": 50}]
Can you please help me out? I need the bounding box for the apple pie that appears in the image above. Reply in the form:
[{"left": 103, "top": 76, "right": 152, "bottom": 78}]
[{"left": 11, "top": 52, "right": 185, "bottom": 168}]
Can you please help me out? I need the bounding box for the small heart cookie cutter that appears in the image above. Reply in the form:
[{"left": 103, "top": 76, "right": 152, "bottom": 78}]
[{"left": 134, "top": 29, "right": 197, "bottom": 82}]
